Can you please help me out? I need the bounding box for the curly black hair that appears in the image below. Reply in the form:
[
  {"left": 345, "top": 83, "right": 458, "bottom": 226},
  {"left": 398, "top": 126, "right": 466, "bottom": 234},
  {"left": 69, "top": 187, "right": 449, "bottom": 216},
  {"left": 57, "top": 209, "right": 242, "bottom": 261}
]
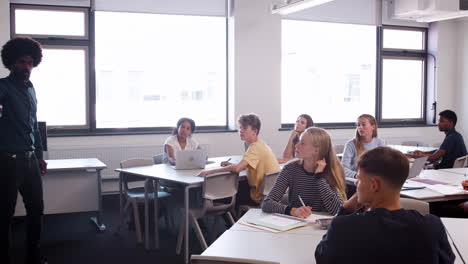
[
  {"left": 172, "top": 117, "right": 196, "bottom": 135},
  {"left": 1, "top": 37, "right": 42, "bottom": 70}
]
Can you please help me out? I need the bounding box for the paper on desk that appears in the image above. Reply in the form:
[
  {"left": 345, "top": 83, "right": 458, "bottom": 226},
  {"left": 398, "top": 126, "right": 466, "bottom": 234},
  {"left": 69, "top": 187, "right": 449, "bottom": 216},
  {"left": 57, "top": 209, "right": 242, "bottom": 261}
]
[
  {"left": 273, "top": 212, "right": 333, "bottom": 224},
  {"left": 245, "top": 214, "right": 308, "bottom": 231},
  {"left": 411, "top": 178, "right": 448, "bottom": 185},
  {"left": 426, "top": 184, "right": 468, "bottom": 195}
]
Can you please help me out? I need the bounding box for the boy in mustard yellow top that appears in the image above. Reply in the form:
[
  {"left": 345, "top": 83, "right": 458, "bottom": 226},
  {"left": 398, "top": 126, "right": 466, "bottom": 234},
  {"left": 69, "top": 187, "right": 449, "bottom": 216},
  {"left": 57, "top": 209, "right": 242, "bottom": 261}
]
[{"left": 198, "top": 114, "right": 280, "bottom": 206}]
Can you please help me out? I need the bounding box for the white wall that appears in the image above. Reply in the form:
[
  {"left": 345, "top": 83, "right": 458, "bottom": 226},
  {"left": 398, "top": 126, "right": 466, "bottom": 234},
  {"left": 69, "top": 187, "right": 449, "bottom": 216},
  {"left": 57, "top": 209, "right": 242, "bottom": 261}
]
[
  {"left": 2, "top": 0, "right": 459, "bottom": 183},
  {"left": 48, "top": 0, "right": 446, "bottom": 155},
  {"left": 454, "top": 18, "right": 468, "bottom": 137}
]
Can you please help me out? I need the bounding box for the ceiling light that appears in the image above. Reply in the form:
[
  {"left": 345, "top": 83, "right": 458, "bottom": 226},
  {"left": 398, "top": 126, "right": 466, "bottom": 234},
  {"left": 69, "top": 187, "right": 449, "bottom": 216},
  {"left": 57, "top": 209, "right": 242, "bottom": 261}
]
[
  {"left": 416, "top": 10, "right": 468, "bottom": 22},
  {"left": 271, "top": 0, "right": 335, "bottom": 15}
]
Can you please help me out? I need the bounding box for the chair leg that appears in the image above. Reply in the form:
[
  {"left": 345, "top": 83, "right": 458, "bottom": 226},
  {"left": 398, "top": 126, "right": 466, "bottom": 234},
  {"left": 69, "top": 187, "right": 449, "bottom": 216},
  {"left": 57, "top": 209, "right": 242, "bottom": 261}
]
[
  {"left": 175, "top": 212, "right": 185, "bottom": 255},
  {"left": 115, "top": 199, "right": 131, "bottom": 234},
  {"left": 190, "top": 214, "right": 208, "bottom": 251},
  {"left": 168, "top": 209, "right": 176, "bottom": 234},
  {"left": 210, "top": 217, "right": 218, "bottom": 243},
  {"left": 226, "top": 211, "right": 236, "bottom": 226},
  {"left": 132, "top": 199, "right": 143, "bottom": 244}
]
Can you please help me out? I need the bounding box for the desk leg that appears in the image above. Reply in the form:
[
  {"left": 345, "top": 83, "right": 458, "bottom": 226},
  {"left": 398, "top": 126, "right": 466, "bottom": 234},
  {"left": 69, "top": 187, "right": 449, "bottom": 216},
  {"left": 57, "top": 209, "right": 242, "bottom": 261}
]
[
  {"left": 144, "top": 179, "right": 150, "bottom": 250},
  {"left": 90, "top": 169, "right": 106, "bottom": 231},
  {"left": 154, "top": 179, "right": 160, "bottom": 249},
  {"left": 118, "top": 172, "right": 123, "bottom": 230},
  {"left": 184, "top": 185, "right": 190, "bottom": 264}
]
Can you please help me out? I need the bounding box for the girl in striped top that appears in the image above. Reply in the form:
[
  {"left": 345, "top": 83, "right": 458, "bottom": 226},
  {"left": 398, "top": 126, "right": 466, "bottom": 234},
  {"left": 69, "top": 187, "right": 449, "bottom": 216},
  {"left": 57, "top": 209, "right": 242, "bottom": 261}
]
[{"left": 262, "top": 127, "right": 346, "bottom": 217}]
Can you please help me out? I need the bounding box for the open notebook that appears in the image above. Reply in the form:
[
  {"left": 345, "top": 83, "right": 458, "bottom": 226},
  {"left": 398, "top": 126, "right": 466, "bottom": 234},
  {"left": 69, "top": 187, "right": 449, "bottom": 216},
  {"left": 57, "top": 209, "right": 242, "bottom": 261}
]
[{"left": 241, "top": 213, "right": 333, "bottom": 233}]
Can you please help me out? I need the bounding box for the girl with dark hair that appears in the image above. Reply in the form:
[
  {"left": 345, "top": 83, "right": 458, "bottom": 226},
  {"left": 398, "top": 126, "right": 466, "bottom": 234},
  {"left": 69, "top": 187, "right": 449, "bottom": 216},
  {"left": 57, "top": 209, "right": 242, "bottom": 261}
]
[
  {"left": 341, "top": 114, "right": 385, "bottom": 179},
  {"left": 164, "top": 117, "right": 201, "bottom": 165},
  {"left": 279, "top": 114, "right": 314, "bottom": 163}
]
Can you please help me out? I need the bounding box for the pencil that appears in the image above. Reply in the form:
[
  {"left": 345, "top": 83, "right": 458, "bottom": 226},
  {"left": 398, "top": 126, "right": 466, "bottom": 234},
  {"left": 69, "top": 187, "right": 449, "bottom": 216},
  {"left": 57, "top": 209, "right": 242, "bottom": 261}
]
[{"left": 298, "top": 195, "right": 306, "bottom": 207}]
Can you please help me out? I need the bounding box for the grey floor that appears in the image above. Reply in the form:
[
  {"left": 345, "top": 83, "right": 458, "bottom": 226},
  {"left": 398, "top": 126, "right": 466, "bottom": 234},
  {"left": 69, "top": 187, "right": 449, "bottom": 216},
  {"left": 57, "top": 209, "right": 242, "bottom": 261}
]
[{"left": 11, "top": 195, "right": 228, "bottom": 264}]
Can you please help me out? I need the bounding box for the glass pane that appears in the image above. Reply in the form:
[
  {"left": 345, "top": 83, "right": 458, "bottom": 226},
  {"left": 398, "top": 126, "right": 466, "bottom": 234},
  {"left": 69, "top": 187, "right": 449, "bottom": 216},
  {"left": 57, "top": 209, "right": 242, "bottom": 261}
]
[
  {"left": 282, "top": 20, "right": 376, "bottom": 124},
  {"left": 32, "top": 48, "right": 87, "bottom": 126},
  {"left": 382, "top": 59, "right": 424, "bottom": 119},
  {"left": 14, "top": 8, "right": 86, "bottom": 37},
  {"left": 95, "top": 12, "right": 227, "bottom": 128},
  {"left": 383, "top": 29, "right": 424, "bottom": 50}
]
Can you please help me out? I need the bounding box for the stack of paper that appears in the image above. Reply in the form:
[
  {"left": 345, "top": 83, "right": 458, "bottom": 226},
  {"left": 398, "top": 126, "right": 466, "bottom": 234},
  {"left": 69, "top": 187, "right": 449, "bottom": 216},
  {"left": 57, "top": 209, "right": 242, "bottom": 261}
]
[
  {"left": 242, "top": 213, "right": 333, "bottom": 233},
  {"left": 426, "top": 184, "right": 468, "bottom": 196}
]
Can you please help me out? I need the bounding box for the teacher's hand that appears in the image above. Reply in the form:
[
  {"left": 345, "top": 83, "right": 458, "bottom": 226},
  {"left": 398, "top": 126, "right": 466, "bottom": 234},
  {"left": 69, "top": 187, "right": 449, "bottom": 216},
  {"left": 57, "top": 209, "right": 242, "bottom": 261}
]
[{"left": 38, "top": 159, "right": 47, "bottom": 176}]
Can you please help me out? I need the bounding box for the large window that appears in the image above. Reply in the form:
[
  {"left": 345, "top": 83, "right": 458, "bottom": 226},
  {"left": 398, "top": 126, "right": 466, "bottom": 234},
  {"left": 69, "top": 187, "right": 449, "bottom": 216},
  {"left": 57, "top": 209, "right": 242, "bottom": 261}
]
[
  {"left": 94, "top": 12, "right": 227, "bottom": 129},
  {"left": 11, "top": 5, "right": 228, "bottom": 133},
  {"left": 282, "top": 21, "right": 427, "bottom": 127},
  {"left": 380, "top": 26, "right": 427, "bottom": 122},
  {"left": 282, "top": 20, "right": 376, "bottom": 124},
  {"left": 11, "top": 5, "right": 89, "bottom": 129}
]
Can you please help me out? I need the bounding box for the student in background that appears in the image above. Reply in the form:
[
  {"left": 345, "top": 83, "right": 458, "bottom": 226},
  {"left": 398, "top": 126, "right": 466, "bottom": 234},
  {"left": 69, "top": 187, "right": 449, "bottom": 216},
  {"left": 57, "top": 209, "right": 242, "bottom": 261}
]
[
  {"left": 198, "top": 114, "right": 280, "bottom": 208},
  {"left": 411, "top": 110, "right": 467, "bottom": 169},
  {"left": 263, "top": 127, "right": 346, "bottom": 217},
  {"left": 278, "top": 114, "right": 314, "bottom": 163},
  {"left": 164, "top": 117, "right": 201, "bottom": 165},
  {"left": 315, "top": 147, "right": 455, "bottom": 264},
  {"left": 341, "top": 114, "right": 384, "bottom": 179}
]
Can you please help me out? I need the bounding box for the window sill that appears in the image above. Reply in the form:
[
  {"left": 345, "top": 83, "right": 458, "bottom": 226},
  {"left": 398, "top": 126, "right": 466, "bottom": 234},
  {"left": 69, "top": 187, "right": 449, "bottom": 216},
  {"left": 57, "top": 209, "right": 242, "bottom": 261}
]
[
  {"left": 48, "top": 128, "right": 238, "bottom": 137},
  {"left": 279, "top": 123, "right": 437, "bottom": 131}
]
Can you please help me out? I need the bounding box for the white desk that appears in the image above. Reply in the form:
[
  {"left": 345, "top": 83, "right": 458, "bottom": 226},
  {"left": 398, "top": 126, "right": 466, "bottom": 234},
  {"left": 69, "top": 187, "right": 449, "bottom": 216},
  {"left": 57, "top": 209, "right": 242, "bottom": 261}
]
[
  {"left": 203, "top": 209, "right": 326, "bottom": 264},
  {"left": 401, "top": 169, "right": 468, "bottom": 202},
  {"left": 388, "top": 144, "right": 438, "bottom": 154},
  {"left": 15, "top": 158, "right": 107, "bottom": 231},
  {"left": 231, "top": 208, "right": 329, "bottom": 236},
  {"left": 202, "top": 229, "right": 322, "bottom": 264},
  {"left": 442, "top": 218, "right": 468, "bottom": 264},
  {"left": 441, "top": 168, "right": 468, "bottom": 176},
  {"left": 115, "top": 155, "right": 243, "bottom": 264}
]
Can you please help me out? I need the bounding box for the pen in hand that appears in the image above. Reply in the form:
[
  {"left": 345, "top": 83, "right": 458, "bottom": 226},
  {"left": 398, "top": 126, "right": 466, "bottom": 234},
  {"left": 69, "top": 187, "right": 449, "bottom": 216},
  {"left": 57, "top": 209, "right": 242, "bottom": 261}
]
[
  {"left": 298, "top": 195, "right": 306, "bottom": 207},
  {"left": 221, "top": 158, "right": 231, "bottom": 167}
]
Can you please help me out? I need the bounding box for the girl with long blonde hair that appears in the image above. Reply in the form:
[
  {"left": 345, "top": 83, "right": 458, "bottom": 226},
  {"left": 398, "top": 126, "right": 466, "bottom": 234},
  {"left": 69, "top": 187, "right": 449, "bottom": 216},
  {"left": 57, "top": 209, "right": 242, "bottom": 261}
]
[
  {"left": 342, "top": 114, "right": 385, "bottom": 179},
  {"left": 262, "top": 127, "right": 346, "bottom": 217}
]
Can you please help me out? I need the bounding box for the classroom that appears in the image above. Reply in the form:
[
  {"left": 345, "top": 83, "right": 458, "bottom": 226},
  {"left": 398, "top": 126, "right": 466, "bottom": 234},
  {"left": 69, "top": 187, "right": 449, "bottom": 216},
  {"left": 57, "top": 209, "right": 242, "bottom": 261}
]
[{"left": 1, "top": 0, "right": 468, "bottom": 264}]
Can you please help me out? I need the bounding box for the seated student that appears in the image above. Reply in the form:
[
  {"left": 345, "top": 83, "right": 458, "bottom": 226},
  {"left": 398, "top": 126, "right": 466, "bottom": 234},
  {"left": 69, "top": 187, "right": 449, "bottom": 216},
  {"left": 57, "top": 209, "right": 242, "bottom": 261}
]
[
  {"left": 411, "top": 110, "right": 467, "bottom": 169},
  {"left": 198, "top": 114, "right": 280, "bottom": 208},
  {"left": 342, "top": 114, "right": 385, "bottom": 179},
  {"left": 164, "top": 117, "right": 201, "bottom": 165},
  {"left": 263, "top": 127, "right": 346, "bottom": 217},
  {"left": 278, "top": 114, "right": 314, "bottom": 163},
  {"left": 315, "top": 147, "right": 455, "bottom": 264}
]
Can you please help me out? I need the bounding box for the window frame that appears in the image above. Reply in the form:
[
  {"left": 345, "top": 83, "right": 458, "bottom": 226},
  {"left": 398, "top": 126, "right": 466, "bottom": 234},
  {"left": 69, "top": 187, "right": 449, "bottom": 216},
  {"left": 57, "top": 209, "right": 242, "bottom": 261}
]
[
  {"left": 35, "top": 44, "right": 90, "bottom": 130},
  {"left": 11, "top": 4, "right": 89, "bottom": 40},
  {"left": 377, "top": 25, "right": 428, "bottom": 126},
  {"left": 280, "top": 22, "right": 429, "bottom": 129},
  {"left": 10, "top": 4, "right": 231, "bottom": 136}
]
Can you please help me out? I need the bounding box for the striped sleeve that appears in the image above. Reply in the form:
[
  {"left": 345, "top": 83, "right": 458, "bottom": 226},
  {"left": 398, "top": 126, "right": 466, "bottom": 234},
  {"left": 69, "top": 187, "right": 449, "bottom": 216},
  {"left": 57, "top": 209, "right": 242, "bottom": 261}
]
[
  {"left": 316, "top": 175, "right": 343, "bottom": 215},
  {"left": 261, "top": 166, "right": 290, "bottom": 214}
]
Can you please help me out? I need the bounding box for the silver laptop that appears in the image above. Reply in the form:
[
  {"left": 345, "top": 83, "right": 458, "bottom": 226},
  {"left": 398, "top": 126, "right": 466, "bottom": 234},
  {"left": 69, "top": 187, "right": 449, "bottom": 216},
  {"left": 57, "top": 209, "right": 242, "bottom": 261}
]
[
  {"left": 407, "top": 156, "right": 429, "bottom": 179},
  {"left": 172, "top": 149, "right": 208, "bottom": 170}
]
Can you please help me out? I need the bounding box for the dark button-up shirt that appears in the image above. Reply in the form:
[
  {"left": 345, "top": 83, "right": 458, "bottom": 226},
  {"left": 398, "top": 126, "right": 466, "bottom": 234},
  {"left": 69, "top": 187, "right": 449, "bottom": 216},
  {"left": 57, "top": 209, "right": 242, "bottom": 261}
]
[
  {"left": 438, "top": 127, "right": 467, "bottom": 169},
  {"left": 0, "top": 74, "right": 43, "bottom": 159}
]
